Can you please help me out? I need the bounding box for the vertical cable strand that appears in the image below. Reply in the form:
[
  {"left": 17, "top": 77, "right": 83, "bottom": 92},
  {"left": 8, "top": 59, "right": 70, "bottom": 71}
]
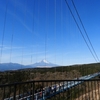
[
  {"left": 0, "top": 0, "right": 8, "bottom": 63},
  {"left": 54, "top": 0, "right": 57, "bottom": 80}
]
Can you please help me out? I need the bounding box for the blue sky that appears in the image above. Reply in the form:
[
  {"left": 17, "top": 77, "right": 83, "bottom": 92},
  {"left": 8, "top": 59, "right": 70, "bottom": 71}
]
[{"left": 0, "top": 0, "right": 100, "bottom": 66}]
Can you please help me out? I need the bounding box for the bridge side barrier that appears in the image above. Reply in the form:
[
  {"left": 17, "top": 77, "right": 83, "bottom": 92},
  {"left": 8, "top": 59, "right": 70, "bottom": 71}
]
[{"left": 1, "top": 72, "right": 100, "bottom": 100}]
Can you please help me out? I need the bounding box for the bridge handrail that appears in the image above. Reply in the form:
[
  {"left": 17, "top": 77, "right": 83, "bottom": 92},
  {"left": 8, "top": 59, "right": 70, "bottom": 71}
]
[{"left": 2, "top": 72, "right": 100, "bottom": 100}]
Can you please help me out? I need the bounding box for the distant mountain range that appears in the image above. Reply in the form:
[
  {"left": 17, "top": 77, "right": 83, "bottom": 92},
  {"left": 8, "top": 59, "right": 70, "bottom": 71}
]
[
  {"left": 0, "top": 63, "right": 26, "bottom": 71},
  {"left": 0, "top": 60, "right": 58, "bottom": 71}
]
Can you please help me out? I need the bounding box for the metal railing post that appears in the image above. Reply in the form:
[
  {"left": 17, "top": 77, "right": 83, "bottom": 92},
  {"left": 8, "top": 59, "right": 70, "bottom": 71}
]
[
  {"left": 3, "top": 87, "right": 5, "bottom": 100},
  {"left": 13, "top": 83, "right": 16, "bottom": 100},
  {"left": 32, "top": 82, "right": 34, "bottom": 100}
]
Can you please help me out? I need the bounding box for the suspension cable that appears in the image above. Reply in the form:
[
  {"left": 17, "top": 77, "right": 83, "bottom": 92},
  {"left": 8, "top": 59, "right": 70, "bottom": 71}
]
[
  {"left": 71, "top": 0, "right": 100, "bottom": 62},
  {"left": 9, "top": 0, "right": 16, "bottom": 64},
  {"left": 64, "top": 0, "right": 98, "bottom": 63},
  {"left": 30, "top": 0, "right": 35, "bottom": 80},
  {"left": 44, "top": 0, "right": 49, "bottom": 72},
  {"left": 21, "top": 0, "right": 27, "bottom": 68},
  {"left": 45, "top": 0, "right": 47, "bottom": 67},
  {"left": 8, "top": 0, "right": 16, "bottom": 83},
  {"left": 54, "top": 0, "right": 57, "bottom": 80},
  {"left": 61, "top": 0, "right": 64, "bottom": 80},
  {"left": 36, "top": 0, "right": 40, "bottom": 65},
  {"left": 0, "top": 0, "right": 8, "bottom": 63}
]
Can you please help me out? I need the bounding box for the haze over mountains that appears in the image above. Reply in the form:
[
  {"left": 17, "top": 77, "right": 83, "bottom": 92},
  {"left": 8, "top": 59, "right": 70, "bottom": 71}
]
[{"left": 0, "top": 60, "right": 58, "bottom": 71}]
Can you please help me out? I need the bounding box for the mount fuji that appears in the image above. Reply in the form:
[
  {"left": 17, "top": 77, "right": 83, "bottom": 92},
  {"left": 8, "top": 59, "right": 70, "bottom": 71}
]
[{"left": 28, "top": 60, "right": 58, "bottom": 68}]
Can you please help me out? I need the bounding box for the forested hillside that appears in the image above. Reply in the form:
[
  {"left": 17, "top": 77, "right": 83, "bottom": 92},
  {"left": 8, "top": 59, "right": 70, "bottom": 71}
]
[{"left": 0, "top": 63, "right": 100, "bottom": 84}]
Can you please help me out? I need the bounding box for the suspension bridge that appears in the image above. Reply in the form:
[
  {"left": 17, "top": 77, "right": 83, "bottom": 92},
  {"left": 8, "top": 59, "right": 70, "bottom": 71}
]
[
  {"left": 0, "top": 0, "right": 100, "bottom": 100},
  {"left": 3, "top": 72, "right": 100, "bottom": 100}
]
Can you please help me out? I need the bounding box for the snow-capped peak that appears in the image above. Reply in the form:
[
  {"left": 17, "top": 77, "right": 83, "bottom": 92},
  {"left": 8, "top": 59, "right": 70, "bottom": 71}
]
[
  {"left": 41, "top": 59, "right": 49, "bottom": 63},
  {"left": 28, "top": 60, "right": 58, "bottom": 68}
]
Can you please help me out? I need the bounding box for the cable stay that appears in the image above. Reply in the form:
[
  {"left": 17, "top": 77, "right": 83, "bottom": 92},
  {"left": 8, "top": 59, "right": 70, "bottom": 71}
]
[
  {"left": 64, "top": 0, "right": 98, "bottom": 63},
  {"left": 0, "top": 0, "right": 8, "bottom": 63},
  {"left": 71, "top": 0, "right": 100, "bottom": 62}
]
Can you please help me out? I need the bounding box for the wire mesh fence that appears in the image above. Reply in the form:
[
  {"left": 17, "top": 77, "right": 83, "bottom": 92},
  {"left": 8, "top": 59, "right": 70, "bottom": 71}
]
[{"left": 0, "top": 79, "right": 100, "bottom": 100}]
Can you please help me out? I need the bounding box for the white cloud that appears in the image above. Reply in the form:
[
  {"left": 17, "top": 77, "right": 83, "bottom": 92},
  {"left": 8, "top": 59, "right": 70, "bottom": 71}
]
[{"left": 0, "top": 45, "right": 24, "bottom": 50}]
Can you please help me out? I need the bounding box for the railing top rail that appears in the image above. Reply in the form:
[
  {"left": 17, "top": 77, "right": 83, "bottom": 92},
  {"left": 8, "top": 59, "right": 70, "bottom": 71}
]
[{"left": 0, "top": 79, "right": 100, "bottom": 87}]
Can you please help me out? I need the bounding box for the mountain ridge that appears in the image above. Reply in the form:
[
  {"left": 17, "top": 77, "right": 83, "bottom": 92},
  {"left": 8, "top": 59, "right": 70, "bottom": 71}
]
[{"left": 0, "top": 60, "right": 58, "bottom": 71}]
